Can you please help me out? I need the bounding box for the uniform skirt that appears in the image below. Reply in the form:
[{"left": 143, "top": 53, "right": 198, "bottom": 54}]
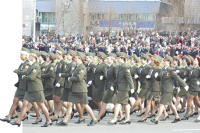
[
  {"left": 60, "top": 88, "right": 70, "bottom": 102},
  {"left": 138, "top": 89, "right": 149, "bottom": 99},
  {"left": 189, "top": 91, "right": 199, "bottom": 97},
  {"left": 114, "top": 91, "right": 129, "bottom": 105},
  {"left": 53, "top": 87, "right": 64, "bottom": 96},
  {"left": 68, "top": 92, "right": 88, "bottom": 104},
  {"left": 92, "top": 87, "right": 105, "bottom": 101},
  {"left": 24, "top": 91, "right": 45, "bottom": 102},
  {"left": 14, "top": 88, "right": 26, "bottom": 99},
  {"left": 173, "top": 89, "right": 178, "bottom": 95},
  {"left": 44, "top": 88, "right": 53, "bottom": 100},
  {"left": 102, "top": 90, "right": 116, "bottom": 103},
  {"left": 129, "top": 91, "right": 138, "bottom": 98},
  {"left": 160, "top": 92, "right": 173, "bottom": 105},
  {"left": 147, "top": 91, "right": 160, "bottom": 101},
  {"left": 178, "top": 89, "right": 189, "bottom": 99},
  {"left": 87, "top": 85, "right": 95, "bottom": 98}
]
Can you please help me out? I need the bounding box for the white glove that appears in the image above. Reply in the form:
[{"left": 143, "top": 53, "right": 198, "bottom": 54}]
[
  {"left": 100, "top": 76, "right": 103, "bottom": 80},
  {"left": 13, "top": 69, "right": 16, "bottom": 73},
  {"left": 88, "top": 80, "right": 92, "bottom": 85},
  {"left": 134, "top": 74, "right": 139, "bottom": 79},
  {"left": 146, "top": 75, "right": 151, "bottom": 79},
  {"left": 175, "top": 87, "right": 179, "bottom": 90},
  {"left": 110, "top": 86, "right": 114, "bottom": 91},
  {"left": 131, "top": 89, "right": 135, "bottom": 94},
  {"left": 55, "top": 83, "right": 60, "bottom": 87},
  {"left": 173, "top": 86, "right": 175, "bottom": 90},
  {"left": 22, "top": 75, "right": 25, "bottom": 79},
  {"left": 12, "top": 68, "right": 17, "bottom": 73},
  {"left": 155, "top": 72, "right": 158, "bottom": 78},
  {"left": 183, "top": 78, "right": 186, "bottom": 82},
  {"left": 176, "top": 70, "right": 179, "bottom": 73},
  {"left": 68, "top": 77, "right": 71, "bottom": 81},
  {"left": 87, "top": 84, "right": 90, "bottom": 87},
  {"left": 184, "top": 86, "right": 189, "bottom": 91},
  {"left": 197, "top": 81, "right": 200, "bottom": 85},
  {"left": 59, "top": 73, "right": 62, "bottom": 77}
]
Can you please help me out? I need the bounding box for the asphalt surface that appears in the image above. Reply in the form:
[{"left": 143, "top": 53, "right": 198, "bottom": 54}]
[{"left": 17, "top": 109, "right": 200, "bottom": 133}]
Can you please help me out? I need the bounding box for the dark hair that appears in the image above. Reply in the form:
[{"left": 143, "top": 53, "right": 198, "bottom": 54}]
[
  {"left": 174, "top": 59, "right": 180, "bottom": 66},
  {"left": 98, "top": 56, "right": 104, "bottom": 61},
  {"left": 130, "top": 56, "right": 137, "bottom": 63},
  {"left": 62, "top": 55, "right": 65, "bottom": 60},
  {"left": 48, "top": 55, "right": 54, "bottom": 63},
  {"left": 41, "top": 55, "right": 46, "bottom": 61},
  {"left": 183, "top": 58, "right": 190, "bottom": 66},
  {"left": 141, "top": 57, "right": 148, "bottom": 62},
  {"left": 78, "top": 56, "right": 85, "bottom": 63}
]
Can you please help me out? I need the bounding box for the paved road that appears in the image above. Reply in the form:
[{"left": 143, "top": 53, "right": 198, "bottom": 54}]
[{"left": 18, "top": 109, "right": 200, "bottom": 133}]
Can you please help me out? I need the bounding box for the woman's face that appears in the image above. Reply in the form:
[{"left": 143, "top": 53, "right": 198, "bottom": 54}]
[
  {"left": 193, "top": 58, "right": 198, "bottom": 66},
  {"left": 86, "top": 56, "right": 91, "bottom": 63},
  {"left": 182, "top": 59, "right": 187, "bottom": 66},
  {"left": 151, "top": 59, "right": 155, "bottom": 66},
  {"left": 173, "top": 60, "right": 177, "bottom": 65},
  {"left": 107, "top": 57, "right": 112, "bottom": 64},
  {"left": 74, "top": 56, "right": 81, "bottom": 64},
  {"left": 46, "top": 56, "right": 50, "bottom": 63},
  {"left": 130, "top": 58, "right": 136, "bottom": 65},
  {"left": 67, "top": 53, "right": 72, "bottom": 60},
  {"left": 117, "top": 57, "right": 123, "bottom": 64},
  {"left": 29, "top": 54, "right": 34, "bottom": 61},
  {"left": 164, "top": 60, "right": 170, "bottom": 67},
  {"left": 39, "top": 56, "right": 43, "bottom": 62},
  {"left": 56, "top": 52, "right": 61, "bottom": 59},
  {"left": 98, "top": 57, "right": 103, "bottom": 63},
  {"left": 20, "top": 53, "right": 26, "bottom": 61}
]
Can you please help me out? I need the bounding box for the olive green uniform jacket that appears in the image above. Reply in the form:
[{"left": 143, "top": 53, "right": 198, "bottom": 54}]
[
  {"left": 188, "top": 66, "right": 200, "bottom": 92},
  {"left": 114, "top": 62, "right": 134, "bottom": 91},
  {"left": 14, "top": 60, "right": 30, "bottom": 91},
  {"left": 41, "top": 62, "right": 56, "bottom": 89},
  {"left": 155, "top": 66, "right": 187, "bottom": 93},
  {"left": 22, "top": 62, "right": 44, "bottom": 92}
]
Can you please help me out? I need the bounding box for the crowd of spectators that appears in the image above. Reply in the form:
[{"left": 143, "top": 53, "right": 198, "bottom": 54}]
[{"left": 22, "top": 29, "right": 200, "bottom": 58}]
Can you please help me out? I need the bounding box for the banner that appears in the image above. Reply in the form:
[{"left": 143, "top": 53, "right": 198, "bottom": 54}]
[
  {"left": 40, "top": 24, "right": 55, "bottom": 30},
  {"left": 100, "top": 21, "right": 155, "bottom": 28},
  {"left": 22, "top": 23, "right": 28, "bottom": 29}
]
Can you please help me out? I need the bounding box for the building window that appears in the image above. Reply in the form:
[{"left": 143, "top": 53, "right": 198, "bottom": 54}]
[{"left": 42, "top": 12, "right": 55, "bottom": 23}]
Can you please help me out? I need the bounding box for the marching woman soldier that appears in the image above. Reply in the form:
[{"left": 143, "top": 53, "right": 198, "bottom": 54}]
[
  {"left": 51, "top": 50, "right": 76, "bottom": 122},
  {"left": 181, "top": 56, "right": 200, "bottom": 121},
  {"left": 173, "top": 56, "right": 191, "bottom": 114},
  {"left": 53, "top": 47, "right": 67, "bottom": 118},
  {"left": 129, "top": 54, "right": 141, "bottom": 114},
  {"left": 130, "top": 54, "right": 151, "bottom": 116},
  {"left": 96, "top": 53, "right": 119, "bottom": 122},
  {"left": 87, "top": 52, "right": 107, "bottom": 112},
  {"left": 151, "top": 56, "right": 188, "bottom": 124},
  {"left": 57, "top": 52, "right": 97, "bottom": 126},
  {"left": 85, "top": 52, "right": 96, "bottom": 99},
  {"left": 0, "top": 48, "right": 30, "bottom": 123},
  {"left": 30, "top": 51, "right": 48, "bottom": 118},
  {"left": 138, "top": 55, "right": 162, "bottom": 122},
  {"left": 168, "top": 56, "right": 181, "bottom": 115},
  {"left": 108, "top": 52, "right": 134, "bottom": 124},
  {"left": 41, "top": 52, "right": 56, "bottom": 117},
  {"left": 10, "top": 49, "right": 52, "bottom": 127}
]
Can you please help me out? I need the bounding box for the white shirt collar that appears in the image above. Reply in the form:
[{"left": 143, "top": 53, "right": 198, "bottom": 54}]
[
  {"left": 68, "top": 60, "right": 72, "bottom": 64},
  {"left": 143, "top": 63, "right": 147, "bottom": 67},
  {"left": 21, "top": 59, "right": 27, "bottom": 64},
  {"left": 30, "top": 60, "right": 36, "bottom": 65},
  {"left": 164, "top": 66, "right": 169, "bottom": 69},
  {"left": 57, "top": 58, "right": 62, "bottom": 63},
  {"left": 77, "top": 62, "right": 82, "bottom": 67},
  {"left": 40, "top": 61, "right": 44, "bottom": 65},
  {"left": 131, "top": 63, "right": 136, "bottom": 67},
  {"left": 108, "top": 63, "right": 113, "bottom": 67}
]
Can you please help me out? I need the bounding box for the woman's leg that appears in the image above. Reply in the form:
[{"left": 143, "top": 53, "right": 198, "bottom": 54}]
[
  {"left": 124, "top": 104, "right": 130, "bottom": 121},
  {"left": 97, "top": 101, "right": 102, "bottom": 112},
  {"left": 141, "top": 98, "right": 152, "bottom": 120},
  {"left": 31, "top": 102, "right": 41, "bottom": 122},
  {"left": 5, "top": 97, "right": 20, "bottom": 120},
  {"left": 26, "top": 103, "right": 33, "bottom": 112},
  {"left": 155, "top": 104, "right": 165, "bottom": 120},
  {"left": 53, "top": 95, "right": 58, "bottom": 113},
  {"left": 96, "top": 102, "right": 107, "bottom": 120},
  {"left": 111, "top": 103, "right": 120, "bottom": 122},
  {"left": 37, "top": 102, "right": 51, "bottom": 123},
  {"left": 184, "top": 95, "right": 194, "bottom": 117},
  {"left": 169, "top": 102, "right": 179, "bottom": 119},
  {"left": 62, "top": 102, "right": 73, "bottom": 123},
  {"left": 16, "top": 100, "right": 29, "bottom": 123},
  {"left": 75, "top": 103, "right": 83, "bottom": 120},
  {"left": 82, "top": 104, "right": 96, "bottom": 121},
  {"left": 52, "top": 100, "right": 64, "bottom": 119},
  {"left": 18, "top": 100, "right": 23, "bottom": 111},
  {"left": 130, "top": 97, "right": 142, "bottom": 112}
]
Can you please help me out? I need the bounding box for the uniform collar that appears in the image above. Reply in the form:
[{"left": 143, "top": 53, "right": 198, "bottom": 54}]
[{"left": 21, "top": 59, "right": 27, "bottom": 64}]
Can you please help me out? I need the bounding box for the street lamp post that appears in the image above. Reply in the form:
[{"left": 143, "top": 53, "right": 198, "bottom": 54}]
[{"left": 33, "top": 0, "right": 36, "bottom": 42}]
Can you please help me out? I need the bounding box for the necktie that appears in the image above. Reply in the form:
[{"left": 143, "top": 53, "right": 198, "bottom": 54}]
[
  {"left": 162, "top": 68, "right": 165, "bottom": 76},
  {"left": 55, "top": 62, "right": 59, "bottom": 72},
  {"left": 140, "top": 66, "right": 144, "bottom": 73},
  {"left": 106, "top": 66, "right": 109, "bottom": 77},
  {"left": 149, "top": 68, "right": 154, "bottom": 76},
  {"left": 191, "top": 67, "right": 195, "bottom": 75}
]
